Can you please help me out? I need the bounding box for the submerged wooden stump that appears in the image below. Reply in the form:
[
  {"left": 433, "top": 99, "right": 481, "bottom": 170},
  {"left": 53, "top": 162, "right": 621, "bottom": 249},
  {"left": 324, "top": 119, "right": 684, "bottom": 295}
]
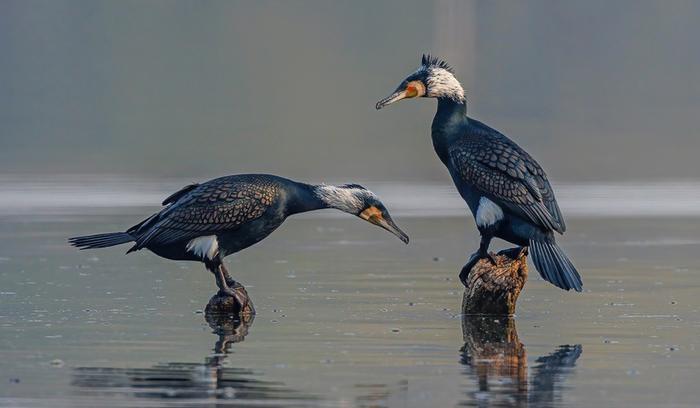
[
  {"left": 462, "top": 247, "right": 528, "bottom": 316},
  {"left": 204, "top": 283, "right": 255, "bottom": 316}
]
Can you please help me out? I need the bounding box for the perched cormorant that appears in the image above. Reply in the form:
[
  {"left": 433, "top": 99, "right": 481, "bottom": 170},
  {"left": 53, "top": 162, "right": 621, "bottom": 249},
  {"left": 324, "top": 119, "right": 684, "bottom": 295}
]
[
  {"left": 69, "top": 174, "right": 409, "bottom": 310},
  {"left": 376, "top": 55, "right": 582, "bottom": 292}
]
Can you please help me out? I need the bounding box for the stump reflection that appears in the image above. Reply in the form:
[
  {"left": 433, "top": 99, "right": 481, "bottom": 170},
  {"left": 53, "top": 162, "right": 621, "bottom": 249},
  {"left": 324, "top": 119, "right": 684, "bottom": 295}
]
[
  {"left": 460, "top": 315, "right": 582, "bottom": 407},
  {"left": 461, "top": 316, "right": 528, "bottom": 405},
  {"left": 72, "top": 312, "right": 317, "bottom": 404},
  {"left": 205, "top": 311, "right": 255, "bottom": 357}
]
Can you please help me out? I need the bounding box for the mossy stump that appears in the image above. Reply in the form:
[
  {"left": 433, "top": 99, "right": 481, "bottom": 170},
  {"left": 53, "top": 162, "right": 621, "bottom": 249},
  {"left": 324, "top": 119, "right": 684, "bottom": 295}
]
[
  {"left": 462, "top": 247, "right": 528, "bottom": 316},
  {"left": 204, "top": 283, "right": 255, "bottom": 316}
]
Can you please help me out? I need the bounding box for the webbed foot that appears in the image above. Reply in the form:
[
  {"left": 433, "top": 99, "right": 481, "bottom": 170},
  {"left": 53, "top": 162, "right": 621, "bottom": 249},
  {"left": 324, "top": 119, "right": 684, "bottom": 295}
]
[
  {"left": 459, "top": 250, "right": 497, "bottom": 287},
  {"left": 218, "top": 282, "right": 255, "bottom": 315}
]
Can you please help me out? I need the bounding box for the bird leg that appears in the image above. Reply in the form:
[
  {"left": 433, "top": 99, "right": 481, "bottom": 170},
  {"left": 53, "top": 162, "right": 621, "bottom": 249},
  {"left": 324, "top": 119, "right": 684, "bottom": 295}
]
[
  {"left": 459, "top": 233, "right": 497, "bottom": 286},
  {"left": 219, "top": 263, "right": 236, "bottom": 287},
  {"left": 219, "top": 263, "right": 255, "bottom": 315},
  {"left": 207, "top": 261, "right": 254, "bottom": 315}
]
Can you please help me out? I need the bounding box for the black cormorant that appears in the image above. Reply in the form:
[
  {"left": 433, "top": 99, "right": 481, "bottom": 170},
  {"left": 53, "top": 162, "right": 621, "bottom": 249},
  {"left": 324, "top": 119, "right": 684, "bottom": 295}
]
[
  {"left": 376, "top": 55, "right": 582, "bottom": 292},
  {"left": 69, "top": 174, "right": 409, "bottom": 309}
]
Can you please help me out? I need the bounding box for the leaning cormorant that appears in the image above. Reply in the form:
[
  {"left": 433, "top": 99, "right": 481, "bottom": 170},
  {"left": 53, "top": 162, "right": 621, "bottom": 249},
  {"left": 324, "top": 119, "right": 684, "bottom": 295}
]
[
  {"left": 69, "top": 174, "right": 409, "bottom": 310},
  {"left": 376, "top": 55, "right": 582, "bottom": 292}
]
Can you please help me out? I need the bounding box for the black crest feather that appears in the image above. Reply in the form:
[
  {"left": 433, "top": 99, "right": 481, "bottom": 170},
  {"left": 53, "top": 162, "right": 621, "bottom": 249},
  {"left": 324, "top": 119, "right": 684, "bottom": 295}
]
[
  {"left": 340, "top": 183, "right": 366, "bottom": 190},
  {"left": 421, "top": 54, "right": 453, "bottom": 73}
]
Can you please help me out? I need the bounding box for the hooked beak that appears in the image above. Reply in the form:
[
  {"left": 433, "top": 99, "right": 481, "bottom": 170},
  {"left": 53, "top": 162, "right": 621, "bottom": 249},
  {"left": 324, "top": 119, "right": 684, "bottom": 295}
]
[
  {"left": 375, "top": 89, "right": 407, "bottom": 110},
  {"left": 374, "top": 215, "right": 409, "bottom": 244}
]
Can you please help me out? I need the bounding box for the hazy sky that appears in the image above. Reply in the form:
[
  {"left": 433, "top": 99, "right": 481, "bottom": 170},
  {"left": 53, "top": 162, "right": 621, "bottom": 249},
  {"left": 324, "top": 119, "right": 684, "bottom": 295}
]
[{"left": 1, "top": 0, "right": 698, "bottom": 181}]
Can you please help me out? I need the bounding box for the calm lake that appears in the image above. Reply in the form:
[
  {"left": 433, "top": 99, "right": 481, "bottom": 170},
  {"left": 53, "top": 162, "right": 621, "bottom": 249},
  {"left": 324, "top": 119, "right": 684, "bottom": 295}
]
[{"left": 1, "top": 178, "right": 699, "bottom": 407}]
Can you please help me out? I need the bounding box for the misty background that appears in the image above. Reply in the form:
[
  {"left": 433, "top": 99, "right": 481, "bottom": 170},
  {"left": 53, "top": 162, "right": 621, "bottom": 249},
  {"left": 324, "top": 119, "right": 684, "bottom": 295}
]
[{"left": 1, "top": 0, "right": 699, "bottom": 182}]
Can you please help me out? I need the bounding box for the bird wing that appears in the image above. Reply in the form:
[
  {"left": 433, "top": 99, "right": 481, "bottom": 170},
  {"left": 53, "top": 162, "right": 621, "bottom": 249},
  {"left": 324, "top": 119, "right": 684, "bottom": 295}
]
[
  {"left": 161, "top": 183, "right": 200, "bottom": 206},
  {"left": 129, "top": 177, "right": 280, "bottom": 250},
  {"left": 449, "top": 125, "right": 566, "bottom": 233}
]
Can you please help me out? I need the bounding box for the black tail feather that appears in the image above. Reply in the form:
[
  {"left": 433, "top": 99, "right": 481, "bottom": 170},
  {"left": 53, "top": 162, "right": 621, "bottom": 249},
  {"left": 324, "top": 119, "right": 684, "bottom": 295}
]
[
  {"left": 530, "top": 239, "right": 583, "bottom": 292},
  {"left": 68, "top": 232, "right": 134, "bottom": 250}
]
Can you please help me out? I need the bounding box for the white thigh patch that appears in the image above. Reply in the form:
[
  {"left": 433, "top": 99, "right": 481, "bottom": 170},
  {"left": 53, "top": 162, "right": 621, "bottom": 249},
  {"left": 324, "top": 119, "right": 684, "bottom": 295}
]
[
  {"left": 186, "top": 235, "right": 219, "bottom": 260},
  {"left": 476, "top": 197, "right": 504, "bottom": 228}
]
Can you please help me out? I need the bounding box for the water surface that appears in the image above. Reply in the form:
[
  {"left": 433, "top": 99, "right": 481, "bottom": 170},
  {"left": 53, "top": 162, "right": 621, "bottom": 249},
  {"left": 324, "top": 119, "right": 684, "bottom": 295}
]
[{"left": 1, "top": 181, "right": 699, "bottom": 407}]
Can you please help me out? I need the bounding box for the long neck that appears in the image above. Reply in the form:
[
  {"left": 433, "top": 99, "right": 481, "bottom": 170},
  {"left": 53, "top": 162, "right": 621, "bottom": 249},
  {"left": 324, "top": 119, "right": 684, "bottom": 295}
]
[
  {"left": 284, "top": 182, "right": 329, "bottom": 215},
  {"left": 285, "top": 183, "right": 358, "bottom": 215},
  {"left": 431, "top": 97, "right": 467, "bottom": 164}
]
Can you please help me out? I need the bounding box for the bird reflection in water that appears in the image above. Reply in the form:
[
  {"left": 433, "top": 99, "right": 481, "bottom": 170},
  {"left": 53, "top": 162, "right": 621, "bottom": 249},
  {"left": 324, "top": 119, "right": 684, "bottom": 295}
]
[
  {"left": 71, "top": 312, "right": 318, "bottom": 405},
  {"left": 460, "top": 316, "right": 582, "bottom": 407}
]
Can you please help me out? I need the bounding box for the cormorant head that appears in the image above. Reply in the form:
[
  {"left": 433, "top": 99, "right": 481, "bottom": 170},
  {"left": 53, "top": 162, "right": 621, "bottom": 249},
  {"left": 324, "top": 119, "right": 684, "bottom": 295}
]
[
  {"left": 315, "top": 184, "right": 409, "bottom": 244},
  {"left": 375, "top": 54, "right": 465, "bottom": 109}
]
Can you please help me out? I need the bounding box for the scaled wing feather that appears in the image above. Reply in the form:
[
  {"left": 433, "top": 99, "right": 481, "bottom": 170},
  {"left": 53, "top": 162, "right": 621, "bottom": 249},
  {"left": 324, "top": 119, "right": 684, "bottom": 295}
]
[{"left": 448, "top": 125, "right": 565, "bottom": 233}]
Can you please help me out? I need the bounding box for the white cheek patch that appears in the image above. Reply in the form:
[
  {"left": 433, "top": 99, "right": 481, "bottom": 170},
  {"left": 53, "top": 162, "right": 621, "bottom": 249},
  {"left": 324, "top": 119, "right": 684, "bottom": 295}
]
[
  {"left": 315, "top": 185, "right": 363, "bottom": 213},
  {"left": 476, "top": 197, "right": 504, "bottom": 228},
  {"left": 186, "top": 235, "right": 219, "bottom": 260},
  {"left": 425, "top": 67, "right": 465, "bottom": 102}
]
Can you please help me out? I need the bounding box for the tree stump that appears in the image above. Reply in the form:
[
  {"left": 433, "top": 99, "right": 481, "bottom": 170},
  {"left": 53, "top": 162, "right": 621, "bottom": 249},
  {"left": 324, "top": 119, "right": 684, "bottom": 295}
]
[
  {"left": 204, "top": 282, "right": 255, "bottom": 316},
  {"left": 462, "top": 247, "right": 528, "bottom": 316}
]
